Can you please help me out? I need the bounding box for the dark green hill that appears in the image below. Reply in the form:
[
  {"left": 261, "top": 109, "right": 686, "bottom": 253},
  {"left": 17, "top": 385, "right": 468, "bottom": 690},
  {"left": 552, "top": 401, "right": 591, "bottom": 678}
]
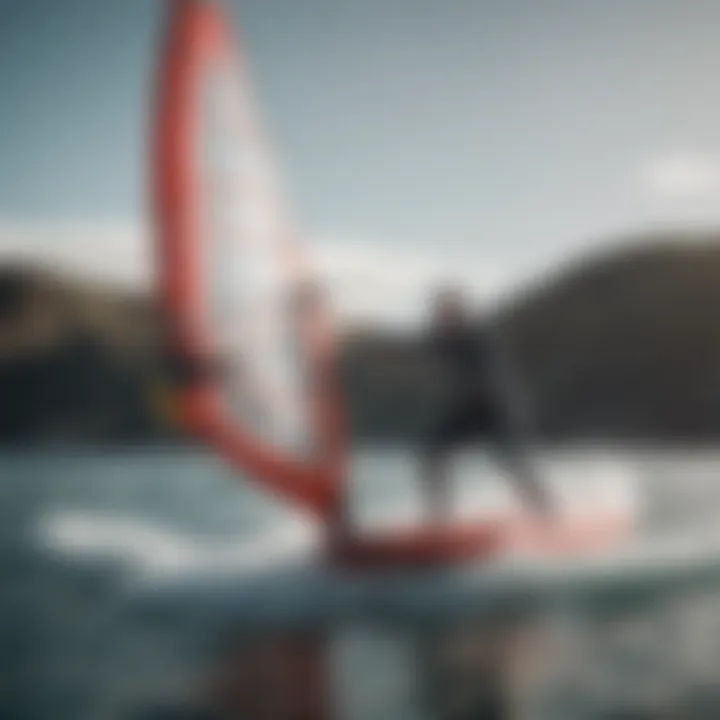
[
  {"left": 1, "top": 233, "right": 720, "bottom": 444},
  {"left": 499, "top": 236, "right": 720, "bottom": 440}
]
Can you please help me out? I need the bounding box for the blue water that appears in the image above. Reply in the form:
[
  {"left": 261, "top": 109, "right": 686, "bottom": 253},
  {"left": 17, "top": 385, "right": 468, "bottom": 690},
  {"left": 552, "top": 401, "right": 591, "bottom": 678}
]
[{"left": 5, "top": 448, "right": 720, "bottom": 718}]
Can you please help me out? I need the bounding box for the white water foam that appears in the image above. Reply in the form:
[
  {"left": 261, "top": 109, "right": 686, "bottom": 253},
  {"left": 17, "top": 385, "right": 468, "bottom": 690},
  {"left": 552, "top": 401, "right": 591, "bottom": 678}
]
[{"left": 36, "top": 509, "right": 319, "bottom": 582}]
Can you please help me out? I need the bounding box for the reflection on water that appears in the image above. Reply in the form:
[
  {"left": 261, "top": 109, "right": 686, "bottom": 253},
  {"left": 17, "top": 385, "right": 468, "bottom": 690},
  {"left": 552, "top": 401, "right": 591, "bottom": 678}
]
[{"left": 6, "top": 448, "right": 720, "bottom": 718}]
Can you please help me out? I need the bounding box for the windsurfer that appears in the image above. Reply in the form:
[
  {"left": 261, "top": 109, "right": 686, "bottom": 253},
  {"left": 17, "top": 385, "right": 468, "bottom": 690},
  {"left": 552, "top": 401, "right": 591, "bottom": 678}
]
[{"left": 420, "top": 286, "right": 550, "bottom": 521}]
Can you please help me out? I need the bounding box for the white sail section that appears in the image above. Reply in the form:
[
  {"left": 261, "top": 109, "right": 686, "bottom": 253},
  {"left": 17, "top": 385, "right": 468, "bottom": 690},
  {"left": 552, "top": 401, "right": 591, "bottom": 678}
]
[{"left": 198, "top": 59, "right": 311, "bottom": 455}]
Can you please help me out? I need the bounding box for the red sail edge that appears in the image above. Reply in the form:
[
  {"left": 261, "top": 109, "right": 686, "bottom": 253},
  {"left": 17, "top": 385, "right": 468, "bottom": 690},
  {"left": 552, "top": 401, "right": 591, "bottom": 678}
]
[{"left": 153, "top": 0, "right": 345, "bottom": 519}]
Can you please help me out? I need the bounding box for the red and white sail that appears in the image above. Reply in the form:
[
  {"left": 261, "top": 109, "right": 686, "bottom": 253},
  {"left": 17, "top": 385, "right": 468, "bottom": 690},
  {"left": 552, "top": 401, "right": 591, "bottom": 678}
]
[{"left": 153, "top": 0, "right": 345, "bottom": 518}]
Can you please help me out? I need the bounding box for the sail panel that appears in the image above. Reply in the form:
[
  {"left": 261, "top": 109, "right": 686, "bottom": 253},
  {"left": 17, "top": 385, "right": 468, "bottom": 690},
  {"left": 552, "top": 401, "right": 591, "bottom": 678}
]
[{"left": 153, "top": 0, "right": 344, "bottom": 516}]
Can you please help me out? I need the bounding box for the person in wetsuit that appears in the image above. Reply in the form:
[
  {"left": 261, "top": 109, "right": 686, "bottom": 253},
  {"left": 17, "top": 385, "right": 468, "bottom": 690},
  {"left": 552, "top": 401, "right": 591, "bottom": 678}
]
[{"left": 420, "top": 287, "right": 548, "bottom": 521}]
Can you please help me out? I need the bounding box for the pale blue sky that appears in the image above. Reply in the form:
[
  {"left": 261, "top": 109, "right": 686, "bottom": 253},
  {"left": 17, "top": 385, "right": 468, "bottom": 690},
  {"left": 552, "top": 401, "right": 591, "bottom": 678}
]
[{"left": 2, "top": 0, "right": 720, "bottom": 311}]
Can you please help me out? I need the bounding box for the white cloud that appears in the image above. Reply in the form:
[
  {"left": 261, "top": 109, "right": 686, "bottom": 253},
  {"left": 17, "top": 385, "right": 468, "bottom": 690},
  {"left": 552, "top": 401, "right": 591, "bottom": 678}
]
[
  {"left": 637, "top": 154, "right": 720, "bottom": 199},
  {"left": 0, "top": 221, "right": 523, "bottom": 325},
  {"left": 0, "top": 220, "right": 151, "bottom": 290},
  {"left": 314, "top": 237, "right": 525, "bottom": 325}
]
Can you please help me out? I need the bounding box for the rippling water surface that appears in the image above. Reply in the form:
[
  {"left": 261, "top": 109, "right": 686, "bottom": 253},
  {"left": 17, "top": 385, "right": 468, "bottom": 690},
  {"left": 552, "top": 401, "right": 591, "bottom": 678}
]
[{"left": 6, "top": 447, "right": 720, "bottom": 718}]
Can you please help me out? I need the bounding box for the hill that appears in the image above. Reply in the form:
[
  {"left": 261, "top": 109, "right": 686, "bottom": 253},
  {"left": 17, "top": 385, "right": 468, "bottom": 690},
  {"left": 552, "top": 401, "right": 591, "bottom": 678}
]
[{"left": 1, "top": 233, "right": 720, "bottom": 444}]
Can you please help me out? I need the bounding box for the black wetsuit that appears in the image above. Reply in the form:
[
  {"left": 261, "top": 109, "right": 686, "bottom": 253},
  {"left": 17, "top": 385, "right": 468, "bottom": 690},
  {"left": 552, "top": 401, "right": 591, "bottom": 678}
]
[
  {"left": 420, "top": 318, "right": 549, "bottom": 515},
  {"left": 424, "top": 321, "right": 512, "bottom": 455}
]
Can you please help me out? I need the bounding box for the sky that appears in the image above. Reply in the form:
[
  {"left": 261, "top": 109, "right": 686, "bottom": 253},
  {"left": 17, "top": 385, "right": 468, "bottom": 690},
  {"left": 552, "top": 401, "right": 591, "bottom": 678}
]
[{"left": 3, "top": 0, "right": 720, "bottom": 320}]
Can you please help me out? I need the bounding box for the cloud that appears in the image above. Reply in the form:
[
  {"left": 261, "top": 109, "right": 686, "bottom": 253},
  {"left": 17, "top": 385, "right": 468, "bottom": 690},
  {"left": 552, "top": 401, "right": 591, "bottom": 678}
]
[
  {"left": 314, "top": 236, "right": 518, "bottom": 324},
  {"left": 637, "top": 154, "right": 720, "bottom": 199},
  {"left": 0, "top": 220, "right": 151, "bottom": 289},
  {"left": 0, "top": 221, "right": 522, "bottom": 325}
]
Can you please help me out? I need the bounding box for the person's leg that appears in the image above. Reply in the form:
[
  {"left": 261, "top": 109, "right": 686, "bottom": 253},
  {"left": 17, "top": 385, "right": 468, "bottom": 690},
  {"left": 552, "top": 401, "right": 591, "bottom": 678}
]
[
  {"left": 420, "top": 446, "right": 452, "bottom": 524},
  {"left": 485, "top": 404, "right": 550, "bottom": 515},
  {"left": 423, "top": 396, "right": 489, "bottom": 524},
  {"left": 420, "top": 404, "right": 462, "bottom": 524}
]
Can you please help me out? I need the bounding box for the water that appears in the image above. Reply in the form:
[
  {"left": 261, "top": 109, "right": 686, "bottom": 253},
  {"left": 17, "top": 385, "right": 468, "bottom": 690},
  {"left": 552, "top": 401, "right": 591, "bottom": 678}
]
[{"left": 6, "top": 447, "right": 720, "bottom": 718}]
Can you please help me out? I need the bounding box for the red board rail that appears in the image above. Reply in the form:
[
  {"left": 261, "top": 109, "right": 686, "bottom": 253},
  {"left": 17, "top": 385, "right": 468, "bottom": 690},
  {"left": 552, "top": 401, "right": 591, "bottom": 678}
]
[{"left": 332, "top": 509, "right": 633, "bottom": 569}]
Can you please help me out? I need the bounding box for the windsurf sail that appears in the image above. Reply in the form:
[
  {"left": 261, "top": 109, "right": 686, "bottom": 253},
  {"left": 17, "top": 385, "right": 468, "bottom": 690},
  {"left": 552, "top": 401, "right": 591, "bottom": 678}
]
[{"left": 153, "top": 0, "right": 345, "bottom": 518}]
